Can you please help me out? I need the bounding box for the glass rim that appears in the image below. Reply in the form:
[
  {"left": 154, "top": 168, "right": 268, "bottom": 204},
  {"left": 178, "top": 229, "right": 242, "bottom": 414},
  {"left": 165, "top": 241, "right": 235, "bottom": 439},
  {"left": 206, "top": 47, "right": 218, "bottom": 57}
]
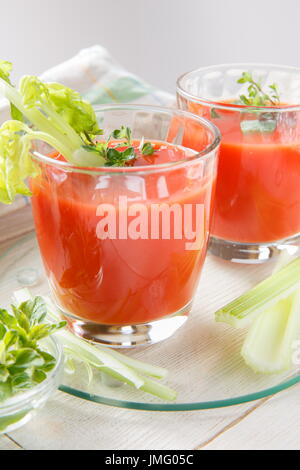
[
  {"left": 32, "top": 103, "right": 221, "bottom": 175},
  {"left": 177, "top": 62, "right": 300, "bottom": 113},
  {"left": 59, "top": 371, "right": 300, "bottom": 411},
  {"left": 0, "top": 336, "right": 64, "bottom": 413}
]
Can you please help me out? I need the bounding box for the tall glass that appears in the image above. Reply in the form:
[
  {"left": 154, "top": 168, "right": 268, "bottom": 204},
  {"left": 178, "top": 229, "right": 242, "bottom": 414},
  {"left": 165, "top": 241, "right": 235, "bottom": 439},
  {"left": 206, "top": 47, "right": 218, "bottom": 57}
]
[
  {"left": 31, "top": 105, "right": 220, "bottom": 347},
  {"left": 177, "top": 64, "right": 300, "bottom": 263}
]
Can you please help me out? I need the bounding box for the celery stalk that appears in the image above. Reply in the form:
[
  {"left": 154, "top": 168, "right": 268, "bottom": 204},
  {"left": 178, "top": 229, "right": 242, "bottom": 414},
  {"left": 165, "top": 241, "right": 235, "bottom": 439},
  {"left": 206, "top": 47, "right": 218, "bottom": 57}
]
[
  {"left": 241, "top": 290, "right": 300, "bottom": 374},
  {"left": 215, "top": 257, "right": 300, "bottom": 328},
  {"left": 41, "top": 295, "right": 167, "bottom": 380},
  {"left": 140, "top": 377, "right": 177, "bottom": 402},
  {"left": 100, "top": 349, "right": 168, "bottom": 380}
]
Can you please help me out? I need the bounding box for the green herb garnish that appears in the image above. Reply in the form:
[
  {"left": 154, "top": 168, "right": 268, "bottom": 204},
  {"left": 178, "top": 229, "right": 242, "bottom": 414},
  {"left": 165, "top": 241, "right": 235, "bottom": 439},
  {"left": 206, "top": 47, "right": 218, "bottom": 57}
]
[
  {"left": 140, "top": 142, "right": 155, "bottom": 156},
  {"left": 105, "top": 147, "right": 136, "bottom": 167},
  {"left": 237, "top": 71, "right": 280, "bottom": 107},
  {"left": 85, "top": 126, "right": 155, "bottom": 167},
  {"left": 112, "top": 126, "right": 132, "bottom": 145},
  {"left": 211, "top": 108, "right": 220, "bottom": 119},
  {"left": 236, "top": 72, "right": 281, "bottom": 134},
  {"left": 0, "top": 297, "right": 65, "bottom": 402}
]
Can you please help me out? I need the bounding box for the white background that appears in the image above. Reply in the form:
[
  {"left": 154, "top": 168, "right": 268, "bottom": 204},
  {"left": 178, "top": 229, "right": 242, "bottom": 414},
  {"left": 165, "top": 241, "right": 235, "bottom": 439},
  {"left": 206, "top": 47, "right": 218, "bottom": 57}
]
[{"left": 1, "top": 0, "right": 300, "bottom": 92}]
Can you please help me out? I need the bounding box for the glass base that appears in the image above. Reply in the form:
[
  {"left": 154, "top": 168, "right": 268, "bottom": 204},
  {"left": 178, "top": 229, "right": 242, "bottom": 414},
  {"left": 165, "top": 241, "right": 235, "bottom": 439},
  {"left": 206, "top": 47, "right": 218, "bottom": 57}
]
[
  {"left": 209, "top": 233, "right": 300, "bottom": 264},
  {"left": 60, "top": 303, "right": 191, "bottom": 348}
]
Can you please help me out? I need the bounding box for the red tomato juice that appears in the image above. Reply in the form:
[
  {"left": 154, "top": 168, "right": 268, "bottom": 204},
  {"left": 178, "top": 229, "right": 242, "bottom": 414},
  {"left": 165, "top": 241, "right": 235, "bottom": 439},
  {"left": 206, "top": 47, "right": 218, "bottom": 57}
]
[
  {"left": 31, "top": 142, "right": 215, "bottom": 325},
  {"left": 187, "top": 102, "right": 300, "bottom": 244}
]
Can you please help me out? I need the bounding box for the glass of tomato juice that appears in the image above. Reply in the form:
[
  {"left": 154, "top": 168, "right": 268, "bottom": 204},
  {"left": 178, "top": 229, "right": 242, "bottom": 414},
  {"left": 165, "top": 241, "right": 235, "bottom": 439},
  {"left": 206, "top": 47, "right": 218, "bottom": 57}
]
[
  {"left": 30, "top": 105, "right": 220, "bottom": 347},
  {"left": 177, "top": 64, "right": 300, "bottom": 263}
]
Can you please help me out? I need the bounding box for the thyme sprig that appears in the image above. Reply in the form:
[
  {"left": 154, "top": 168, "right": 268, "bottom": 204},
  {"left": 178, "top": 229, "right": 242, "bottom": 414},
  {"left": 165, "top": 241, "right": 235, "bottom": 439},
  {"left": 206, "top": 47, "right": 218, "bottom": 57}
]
[
  {"left": 238, "top": 72, "right": 280, "bottom": 107},
  {"left": 84, "top": 126, "right": 155, "bottom": 167}
]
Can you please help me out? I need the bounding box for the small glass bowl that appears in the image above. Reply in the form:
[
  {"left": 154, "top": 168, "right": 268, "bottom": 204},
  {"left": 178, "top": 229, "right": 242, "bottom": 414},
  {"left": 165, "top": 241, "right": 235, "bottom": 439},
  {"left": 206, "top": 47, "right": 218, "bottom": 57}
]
[{"left": 0, "top": 336, "right": 64, "bottom": 434}]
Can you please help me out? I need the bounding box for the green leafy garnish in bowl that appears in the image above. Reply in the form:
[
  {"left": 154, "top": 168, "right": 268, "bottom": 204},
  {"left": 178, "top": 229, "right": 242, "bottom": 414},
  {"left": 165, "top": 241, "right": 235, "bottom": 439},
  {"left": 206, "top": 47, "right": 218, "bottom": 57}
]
[
  {"left": 0, "top": 296, "right": 65, "bottom": 402},
  {"left": 14, "top": 289, "right": 177, "bottom": 402}
]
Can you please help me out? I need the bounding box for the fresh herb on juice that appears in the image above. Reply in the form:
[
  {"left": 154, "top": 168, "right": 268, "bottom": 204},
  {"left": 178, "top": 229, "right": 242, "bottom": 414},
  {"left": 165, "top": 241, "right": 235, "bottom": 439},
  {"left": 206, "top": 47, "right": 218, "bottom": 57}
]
[
  {"left": 85, "top": 126, "right": 155, "bottom": 167},
  {"left": 236, "top": 72, "right": 281, "bottom": 134},
  {"left": 237, "top": 71, "right": 280, "bottom": 107},
  {"left": 140, "top": 142, "right": 155, "bottom": 156},
  {"left": 0, "top": 62, "right": 155, "bottom": 202},
  {"left": 211, "top": 108, "right": 220, "bottom": 119},
  {"left": 112, "top": 126, "right": 133, "bottom": 145},
  {"left": 105, "top": 147, "right": 136, "bottom": 167},
  {"left": 0, "top": 296, "right": 65, "bottom": 402}
]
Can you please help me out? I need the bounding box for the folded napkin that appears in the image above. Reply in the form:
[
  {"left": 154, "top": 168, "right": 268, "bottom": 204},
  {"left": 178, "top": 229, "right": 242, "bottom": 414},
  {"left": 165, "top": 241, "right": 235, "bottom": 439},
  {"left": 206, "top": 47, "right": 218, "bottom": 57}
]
[{"left": 0, "top": 45, "right": 174, "bottom": 242}]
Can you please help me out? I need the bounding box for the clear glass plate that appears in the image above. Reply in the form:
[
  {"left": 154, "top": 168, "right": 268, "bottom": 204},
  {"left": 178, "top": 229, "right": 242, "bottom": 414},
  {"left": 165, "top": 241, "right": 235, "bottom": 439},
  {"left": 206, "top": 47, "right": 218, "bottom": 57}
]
[{"left": 0, "top": 232, "right": 299, "bottom": 411}]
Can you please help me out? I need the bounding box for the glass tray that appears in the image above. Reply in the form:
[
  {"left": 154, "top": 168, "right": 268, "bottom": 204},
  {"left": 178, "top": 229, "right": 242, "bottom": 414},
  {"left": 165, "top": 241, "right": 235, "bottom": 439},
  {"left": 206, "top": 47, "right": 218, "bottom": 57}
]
[{"left": 0, "top": 232, "right": 299, "bottom": 411}]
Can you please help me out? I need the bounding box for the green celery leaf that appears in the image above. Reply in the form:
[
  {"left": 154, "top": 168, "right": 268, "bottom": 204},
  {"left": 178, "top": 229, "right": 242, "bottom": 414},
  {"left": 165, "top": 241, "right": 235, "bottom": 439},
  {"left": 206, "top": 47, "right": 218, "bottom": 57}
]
[
  {"left": 0, "top": 61, "right": 13, "bottom": 83},
  {"left": 20, "top": 77, "right": 102, "bottom": 144},
  {"left": 0, "top": 121, "right": 39, "bottom": 204},
  {"left": 0, "top": 61, "right": 24, "bottom": 122}
]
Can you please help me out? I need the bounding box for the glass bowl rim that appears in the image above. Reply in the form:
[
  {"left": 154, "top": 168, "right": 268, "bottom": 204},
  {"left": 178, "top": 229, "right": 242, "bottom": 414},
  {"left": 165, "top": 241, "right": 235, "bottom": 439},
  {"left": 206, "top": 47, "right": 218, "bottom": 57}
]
[
  {"left": 177, "top": 62, "right": 300, "bottom": 113},
  {"left": 0, "top": 335, "right": 64, "bottom": 414},
  {"left": 32, "top": 103, "right": 221, "bottom": 175}
]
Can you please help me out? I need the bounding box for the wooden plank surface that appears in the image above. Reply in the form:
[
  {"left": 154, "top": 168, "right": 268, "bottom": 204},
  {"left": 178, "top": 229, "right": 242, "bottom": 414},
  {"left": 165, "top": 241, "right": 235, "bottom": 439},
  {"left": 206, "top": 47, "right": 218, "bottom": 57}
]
[
  {"left": 0, "top": 435, "right": 22, "bottom": 450},
  {"left": 5, "top": 391, "right": 265, "bottom": 450},
  {"left": 201, "top": 385, "right": 300, "bottom": 450}
]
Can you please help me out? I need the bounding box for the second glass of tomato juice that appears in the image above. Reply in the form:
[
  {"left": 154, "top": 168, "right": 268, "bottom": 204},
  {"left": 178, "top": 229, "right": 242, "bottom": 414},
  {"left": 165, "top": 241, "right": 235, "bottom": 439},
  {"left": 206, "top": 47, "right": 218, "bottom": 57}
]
[
  {"left": 177, "top": 64, "right": 300, "bottom": 263},
  {"left": 30, "top": 105, "right": 220, "bottom": 347}
]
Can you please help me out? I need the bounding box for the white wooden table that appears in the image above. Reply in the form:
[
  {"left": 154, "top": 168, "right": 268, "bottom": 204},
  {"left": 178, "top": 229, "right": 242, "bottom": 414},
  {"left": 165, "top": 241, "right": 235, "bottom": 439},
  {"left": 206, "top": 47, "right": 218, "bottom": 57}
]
[{"left": 0, "top": 216, "right": 299, "bottom": 451}]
